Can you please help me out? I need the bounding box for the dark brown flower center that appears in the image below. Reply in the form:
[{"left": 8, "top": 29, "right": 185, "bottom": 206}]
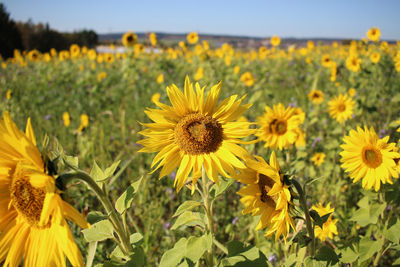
[
  {"left": 362, "top": 147, "right": 382, "bottom": 168},
  {"left": 258, "top": 174, "right": 277, "bottom": 205},
  {"left": 337, "top": 103, "right": 346, "bottom": 112},
  {"left": 269, "top": 119, "right": 287, "bottom": 135},
  {"left": 10, "top": 164, "right": 45, "bottom": 226},
  {"left": 175, "top": 113, "right": 223, "bottom": 155},
  {"left": 127, "top": 35, "right": 134, "bottom": 42}
]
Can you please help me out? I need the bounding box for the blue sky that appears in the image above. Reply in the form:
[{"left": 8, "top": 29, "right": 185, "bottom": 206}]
[{"left": 3, "top": 0, "right": 400, "bottom": 40}]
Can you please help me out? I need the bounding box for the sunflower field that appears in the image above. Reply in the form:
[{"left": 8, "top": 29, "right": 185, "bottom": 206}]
[{"left": 1, "top": 28, "right": 400, "bottom": 266}]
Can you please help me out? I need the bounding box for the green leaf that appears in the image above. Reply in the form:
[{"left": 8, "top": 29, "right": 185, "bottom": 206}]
[
  {"left": 210, "top": 177, "right": 234, "bottom": 198},
  {"left": 185, "top": 234, "right": 212, "bottom": 263},
  {"left": 82, "top": 220, "right": 114, "bottom": 242},
  {"left": 383, "top": 218, "right": 400, "bottom": 244},
  {"left": 310, "top": 210, "right": 332, "bottom": 228},
  {"left": 115, "top": 176, "right": 144, "bottom": 214},
  {"left": 350, "top": 197, "right": 385, "bottom": 227},
  {"left": 393, "top": 257, "right": 400, "bottom": 265},
  {"left": 337, "top": 245, "right": 359, "bottom": 264},
  {"left": 173, "top": 200, "right": 202, "bottom": 218},
  {"left": 90, "top": 161, "right": 106, "bottom": 182},
  {"left": 171, "top": 211, "right": 205, "bottom": 230},
  {"left": 315, "top": 246, "right": 340, "bottom": 265},
  {"left": 358, "top": 237, "right": 384, "bottom": 263},
  {"left": 87, "top": 211, "right": 108, "bottom": 224},
  {"left": 64, "top": 155, "right": 78, "bottom": 169},
  {"left": 159, "top": 238, "right": 187, "bottom": 267},
  {"left": 130, "top": 233, "right": 143, "bottom": 247},
  {"left": 223, "top": 240, "right": 268, "bottom": 266},
  {"left": 105, "top": 160, "right": 121, "bottom": 178}
]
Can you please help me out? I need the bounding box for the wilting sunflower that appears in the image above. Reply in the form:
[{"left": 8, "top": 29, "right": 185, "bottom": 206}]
[
  {"left": 256, "top": 103, "right": 305, "bottom": 150},
  {"left": 328, "top": 93, "right": 355, "bottom": 124},
  {"left": 367, "top": 27, "right": 381, "bottom": 42},
  {"left": 340, "top": 126, "right": 400, "bottom": 191},
  {"left": 0, "top": 112, "right": 89, "bottom": 266},
  {"left": 236, "top": 152, "right": 295, "bottom": 241},
  {"left": 270, "top": 35, "right": 281, "bottom": 47},
  {"left": 311, "top": 152, "right": 326, "bottom": 167},
  {"left": 138, "top": 77, "right": 255, "bottom": 191},
  {"left": 122, "top": 31, "right": 137, "bottom": 47},
  {"left": 312, "top": 203, "right": 338, "bottom": 241},
  {"left": 187, "top": 32, "right": 199, "bottom": 44},
  {"left": 308, "top": 89, "right": 324, "bottom": 104}
]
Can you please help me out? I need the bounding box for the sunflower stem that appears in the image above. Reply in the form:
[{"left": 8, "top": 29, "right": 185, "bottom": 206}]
[
  {"left": 59, "top": 171, "right": 132, "bottom": 256},
  {"left": 291, "top": 178, "right": 315, "bottom": 256},
  {"left": 201, "top": 166, "right": 215, "bottom": 266}
]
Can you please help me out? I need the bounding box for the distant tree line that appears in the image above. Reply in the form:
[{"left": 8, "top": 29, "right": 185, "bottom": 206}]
[{"left": 0, "top": 3, "right": 98, "bottom": 59}]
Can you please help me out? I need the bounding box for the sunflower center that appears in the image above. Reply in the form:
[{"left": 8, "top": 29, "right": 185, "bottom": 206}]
[
  {"left": 362, "top": 148, "right": 382, "bottom": 168},
  {"left": 312, "top": 93, "right": 319, "bottom": 99},
  {"left": 127, "top": 35, "right": 133, "bottom": 42},
  {"left": 10, "top": 164, "right": 46, "bottom": 226},
  {"left": 270, "top": 119, "right": 287, "bottom": 135},
  {"left": 258, "top": 174, "right": 277, "bottom": 205},
  {"left": 337, "top": 103, "right": 346, "bottom": 112},
  {"left": 175, "top": 113, "right": 223, "bottom": 155}
]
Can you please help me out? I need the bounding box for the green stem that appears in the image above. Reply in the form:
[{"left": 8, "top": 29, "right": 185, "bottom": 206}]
[
  {"left": 201, "top": 166, "right": 215, "bottom": 266},
  {"left": 292, "top": 178, "right": 315, "bottom": 256},
  {"left": 213, "top": 239, "right": 228, "bottom": 255},
  {"left": 59, "top": 171, "right": 132, "bottom": 256}
]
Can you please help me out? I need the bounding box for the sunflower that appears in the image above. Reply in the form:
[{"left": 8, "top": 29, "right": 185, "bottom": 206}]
[
  {"left": 70, "top": 44, "right": 80, "bottom": 58},
  {"left": 149, "top": 32, "right": 157, "bottom": 46},
  {"left": 122, "top": 31, "right": 137, "bottom": 47},
  {"left": 270, "top": 35, "right": 281, "bottom": 47},
  {"left": 312, "top": 203, "right": 338, "bottom": 241},
  {"left": 0, "top": 112, "right": 88, "bottom": 266},
  {"left": 370, "top": 52, "right": 381, "bottom": 64},
  {"left": 346, "top": 54, "right": 361, "bottom": 72},
  {"left": 340, "top": 126, "right": 400, "bottom": 191},
  {"left": 77, "top": 114, "right": 89, "bottom": 132},
  {"left": 236, "top": 152, "right": 295, "bottom": 241},
  {"left": 256, "top": 103, "right": 305, "bottom": 150},
  {"left": 321, "top": 54, "right": 332, "bottom": 68},
  {"left": 138, "top": 77, "right": 255, "bottom": 191},
  {"left": 311, "top": 152, "right": 326, "bottom": 167},
  {"left": 157, "top": 73, "right": 164, "bottom": 84},
  {"left": 62, "top": 111, "right": 70, "bottom": 127},
  {"left": 308, "top": 89, "right": 324, "bottom": 104},
  {"left": 194, "top": 67, "right": 204, "bottom": 81},
  {"left": 328, "top": 93, "right": 355, "bottom": 124},
  {"left": 367, "top": 27, "right": 381, "bottom": 42},
  {"left": 240, "top": 71, "right": 255, "bottom": 87},
  {"left": 187, "top": 32, "right": 199, "bottom": 44},
  {"left": 27, "top": 50, "right": 40, "bottom": 62}
]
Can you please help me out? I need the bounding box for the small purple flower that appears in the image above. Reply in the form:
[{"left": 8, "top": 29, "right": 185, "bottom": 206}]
[
  {"left": 268, "top": 254, "right": 277, "bottom": 264},
  {"left": 169, "top": 171, "right": 176, "bottom": 180},
  {"left": 232, "top": 217, "right": 239, "bottom": 225},
  {"left": 312, "top": 137, "right": 322, "bottom": 148},
  {"left": 44, "top": 114, "right": 52, "bottom": 120},
  {"left": 379, "top": 128, "right": 388, "bottom": 138},
  {"left": 163, "top": 222, "right": 171, "bottom": 230},
  {"left": 371, "top": 233, "right": 376, "bottom": 241}
]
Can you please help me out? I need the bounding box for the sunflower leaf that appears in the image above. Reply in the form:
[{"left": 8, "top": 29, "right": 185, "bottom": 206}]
[
  {"left": 90, "top": 161, "right": 106, "bottom": 182},
  {"left": 115, "top": 176, "right": 144, "bottom": 214},
  {"left": 82, "top": 220, "right": 114, "bottom": 242},
  {"left": 171, "top": 211, "right": 205, "bottom": 230},
  {"left": 104, "top": 160, "right": 121, "bottom": 179},
  {"left": 185, "top": 234, "right": 212, "bottom": 263},
  {"left": 159, "top": 238, "right": 187, "bottom": 267},
  {"left": 210, "top": 177, "right": 234, "bottom": 199},
  {"left": 173, "top": 200, "right": 202, "bottom": 218}
]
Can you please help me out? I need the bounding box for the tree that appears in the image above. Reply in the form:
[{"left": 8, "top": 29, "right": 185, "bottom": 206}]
[{"left": 0, "top": 3, "right": 23, "bottom": 59}]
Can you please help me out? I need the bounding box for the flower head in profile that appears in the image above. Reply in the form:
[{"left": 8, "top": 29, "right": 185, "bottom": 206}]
[
  {"left": 138, "top": 77, "right": 255, "bottom": 192},
  {"left": 311, "top": 152, "right": 326, "bottom": 166},
  {"left": 122, "top": 31, "right": 138, "bottom": 47},
  {"left": 340, "top": 126, "right": 399, "bottom": 191},
  {"left": 149, "top": 32, "right": 157, "bottom": 46},
  {"left": 367, "top": 27, "right": 381, "bottom": 42},
  {"left": 0, "top": 112, "right": 89, "bottom": 266},
  {"left": 6, "top": 90, "right": 12, "bottom": 100},
  {"left": 77, "top": 114, "right": 89, "bottom": 132},
  {"left": 240, "top": 71, "right": 255, "bottom": 87},
  {"left": 270, "top": 35, "right": 281, "bottom": 47},
  {"left": 187, "top": 32, "right": 199, "bottom": 44},
  {"left": 308, "top": 89, "right": 324, "bottom": 104},
  {"left": 312, "top": 203, "right": 338, "bottom": 241},
  {"left": 62, "top": 111, "right": 71, "bottom": 127},
  {"left": 328, "top": 94, "right": 355, "bottom": 124},
  {"left": 235, "top": 152, "right": 295, "bottom": 241},
  {"left": 256, "top": 103, "right": 305, "bottom": 150}
]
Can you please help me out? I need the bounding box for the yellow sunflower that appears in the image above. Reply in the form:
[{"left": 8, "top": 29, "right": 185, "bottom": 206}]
[
  {"left": 367, "top": 27, "right": 381, "bottom": 42},
  {"left": 311, "top": 152, "right": 326, "bottom": 167},
  {"left": 62, "top": 111, "right": 70, "bottom": 127},
  {"left": 346, "top": 54, "right": 361, "bottom": 72},
  {"left": 321, "top": 54, "right": 332, "bottom": 67},
  {"left": 27, "top": 50, "right": 40, "bottom": 62},
  {"left": 149, "top": 32, "right": 157, "bottom": 46},
  {"left": 256, "top": 103, "right": 305, "bottom": 150},
  {"left": 270, "top": 35, "right": 281, "bottom": 47},
  {"left": 70, "top": 44, "right": 80, "bottom": 58},
  {"left": 328, "top": 93, "right": 355, "bottom": 124},
  {"left": 340, "top": 126, "right": 400, "bottom": 191},
  {"left": 138, "top": 77, "right": 255, "bottom": 191},
  {"left": 308, "top": 89, "right": 324, "bottom": 104},
  {"left": 235, "top": 152, "right": 295, "bottom": 241},
  {"left": 187, "top": 32, "right": 199, "bottom": 44},
  {"left": 312, "top": 203, "right": 338, "bottom": 242},
  {"left": 370, "top": 52, "right": 381, "bottom": 64},
  {"left": 240, "top": 71, "right": 255, "bottom": 87},
  {"left": 122, "top": 31, "right": 137, "bottom": 47},
  {"left": 0, "top": 112, "right": 88, "bottom": 266}
]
